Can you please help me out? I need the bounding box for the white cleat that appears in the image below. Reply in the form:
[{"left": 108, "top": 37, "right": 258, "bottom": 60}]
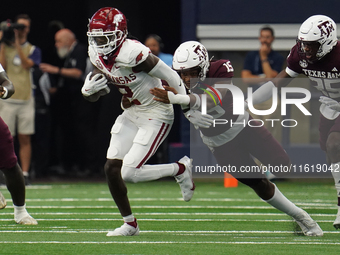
[
  {"left": 16, "top": 215, "right": 38, "bottom": 225},
  {"left": 0, "top": 191, "right": 6, "bottom": 209},
  {"left": 294, "top": 210, "right": 323, "bottom": 236},
  {"left": 107, "top": 222, "right": 140, "bottom": 236},
  {"left": 175, "top": 156, "right": 195, "bottom": 202},
  {"left": 333, "top": 211, "right": 340, "bottom": 230}
]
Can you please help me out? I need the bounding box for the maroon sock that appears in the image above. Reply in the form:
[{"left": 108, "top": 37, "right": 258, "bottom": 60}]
[
  {"left": 126, "top": 218, "right": 138, "bottom": 228},
  {"left": 175, "top": 162, "right": 185, "bottom": 176}
]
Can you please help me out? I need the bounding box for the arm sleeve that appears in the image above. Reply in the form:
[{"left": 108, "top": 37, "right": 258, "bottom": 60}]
[{"left": 148, "top": 59, "right": 186, "bottom": 95}]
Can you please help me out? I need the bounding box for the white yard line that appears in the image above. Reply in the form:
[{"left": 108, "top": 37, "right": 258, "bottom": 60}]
[
  {"left": 1, "top": 205, "right": 336, "bottom": 209},
  {"left": 0, "top": 240, "right": 339, "bottom": 245}
]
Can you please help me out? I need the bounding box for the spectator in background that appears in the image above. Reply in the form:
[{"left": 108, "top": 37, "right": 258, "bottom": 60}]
[
  {"left": 0, "top": 14, "right": 42, "bottom": 185},
  {"left": 40, "top": 28, "right": 97, "bottom": 177},
  {"left": 31, "top": 21, "right": 64, "bottom": 179},
  {"left": 241, "top": 26, "right": 284, "bottom": 147},
  {"left": 144, "top": 34, "right": 173, "bottom": 67}
]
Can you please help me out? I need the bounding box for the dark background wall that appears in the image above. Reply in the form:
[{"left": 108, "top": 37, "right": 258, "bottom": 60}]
[
  {"left": 2, "top": 0, "right": 340, "bottom": 58},
  {"left": 0, "top": 0, "right": 181, "bottom": 56}
]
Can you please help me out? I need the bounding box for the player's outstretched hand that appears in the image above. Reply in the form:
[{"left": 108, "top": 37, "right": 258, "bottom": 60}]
[
  {"left": 319, "top": 96, "right": 340, "bottom": 112},
  {"left": 185, "top": 109, "right": 214, "bottom": 129}
]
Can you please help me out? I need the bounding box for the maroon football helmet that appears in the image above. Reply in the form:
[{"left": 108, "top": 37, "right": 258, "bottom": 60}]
[{"left": 87, "top": 7, "right": 128, "bottom": 55}]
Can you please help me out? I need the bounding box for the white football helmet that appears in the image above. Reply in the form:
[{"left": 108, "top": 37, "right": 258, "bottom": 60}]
[
  {"left": 172, "top": 41, "right": 210, "bottom": 88},
  {"left": 297, "top": 15, "right": 337, "bottom": 62}
]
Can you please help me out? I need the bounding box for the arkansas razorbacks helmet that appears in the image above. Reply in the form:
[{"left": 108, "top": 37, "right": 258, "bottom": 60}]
[{"left": 87, "top": 7, "right": 128, "bottom": 55}]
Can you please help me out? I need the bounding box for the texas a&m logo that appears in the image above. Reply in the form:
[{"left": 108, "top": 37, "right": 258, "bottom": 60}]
[
  {"left": 318, "top": 20, "right": 335, "bottom": 38},
  {"left": 194, "top": 45, "right": 207, "bottom": 61}
]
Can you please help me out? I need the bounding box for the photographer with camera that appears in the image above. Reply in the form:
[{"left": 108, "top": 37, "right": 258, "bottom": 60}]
[{"left": 0, "top": 14, "right": 41, "bottom": 185}]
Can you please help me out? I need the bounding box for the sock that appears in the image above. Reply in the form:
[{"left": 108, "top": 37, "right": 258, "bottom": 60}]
[
  {"left": 23, "top": 172, "right": 29, "bottom": 177},
  {"left": 122, "top": 163, "right": 178, "bottom": 183},
  {"left": 175, "top": 162, "right": 185, "bottom": 176},
  {"left": 13, "top": 204, "right": 28, "bottom": 222},
  {"left": 264, "top": 184, "right": 303, "bottom": 219},
  {"left": 331, "top": 162, "right": 340, "bottom": 206},
  {"left": 123, "top": 214, "right": 137, "bottom": 228}
]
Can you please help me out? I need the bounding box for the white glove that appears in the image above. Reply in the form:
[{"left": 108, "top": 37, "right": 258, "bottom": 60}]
[
  {"left": 81, "top": 72, "right": 109, "bottom": 96},
  {"left": 319, "top": 96, "right": 340, "bottom": 111},
  {"left": 185, "top": 109, "right": 214, "bottom": 129}
]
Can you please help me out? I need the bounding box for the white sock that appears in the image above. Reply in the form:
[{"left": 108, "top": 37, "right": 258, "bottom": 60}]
[
  {"left": 121, "top": 163, "right": 178, "bottom": 183},
  {"left": 331, "top": 162, "right": 340, "bottom": 203},
  {"left": 123, "top": 214, "right": 135, "bottom": 223},
  {"left": 13, "top": 204, "right": 29, "bottom": 222},
  {"left": 264, "top": 184, "right": 303, "bottom": 219},
  {"left": 23, "top": 172, "right": 29, "bottom": 177}
]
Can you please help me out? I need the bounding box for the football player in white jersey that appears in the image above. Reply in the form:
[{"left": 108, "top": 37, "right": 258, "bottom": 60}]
[
  {"left": 246, "top": 15, "right": 340, "bottom": 229},
  {"left": 81, "top": 7, "right": 195, "bottom": 236}
]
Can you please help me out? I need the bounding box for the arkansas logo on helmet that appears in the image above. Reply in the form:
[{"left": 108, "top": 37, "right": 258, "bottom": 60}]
[{"left": 87, "top": 7, "right": 128, "bottom": 55}]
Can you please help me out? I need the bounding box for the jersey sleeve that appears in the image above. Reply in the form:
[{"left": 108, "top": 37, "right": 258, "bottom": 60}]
[
  {"left": 286, "top": 45, "right": 303, "bottom": 75},
  {"left": 88, "top": 45, "right": 97, "bottom": 66},
  {"left": 209, "top": 59, "right": 234, "bottom": 78},
  {"left": 118, "top": 40, "right": 150, "bottom": 67}
]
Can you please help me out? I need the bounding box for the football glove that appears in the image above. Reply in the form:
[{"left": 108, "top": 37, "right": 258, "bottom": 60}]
[
  {"left": 81, "top": 72, "right": 109, "bottom": 97},
  {"left": 185, "top": 109, "right": 214, "bottom": 129},
  {"left": 319, "top": 96, "right": 340, "bottom": 112}
]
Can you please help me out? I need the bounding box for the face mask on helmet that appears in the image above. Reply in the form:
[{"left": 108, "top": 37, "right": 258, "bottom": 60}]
[
  {"left": 87, "top": 7, "right": 128, "bottom": 55},
  {"left": 172, "top": 41, "right": 210, "bottom": 90},
  {"left": 297, "top": 15, "right": 337, "bottom": 63},
  {"left": 296, "top": 39, "right": 321, "bottom": 63}
]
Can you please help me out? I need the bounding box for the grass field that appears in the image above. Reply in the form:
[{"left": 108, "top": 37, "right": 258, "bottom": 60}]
[{"left": 0, "top": 179, "right": 340, "bottom": 255}]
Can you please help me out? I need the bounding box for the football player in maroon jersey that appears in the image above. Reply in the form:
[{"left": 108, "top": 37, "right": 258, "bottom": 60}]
[
  {"left": 0, "top": 64, "right": 37, "bottom": 225},
  {"left": 150, "top": 41, "right": 323, "bottom": 236},
  {"left": 246, "top": 15, "right": 340, "bottom": 229}
]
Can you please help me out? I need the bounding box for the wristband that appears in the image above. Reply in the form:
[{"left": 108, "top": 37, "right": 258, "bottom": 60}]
[
  {"left": 191, "top": 93, "right": 201, "bottom": 110},
  {"left": 261, "top": 59, "right": 269, "bottom": 63},
  {"left": 167, "top": 91, "right": 190, "bottom": 105},
  {"left": 1, "top": 87, "right": 8, "bottom": 99}
]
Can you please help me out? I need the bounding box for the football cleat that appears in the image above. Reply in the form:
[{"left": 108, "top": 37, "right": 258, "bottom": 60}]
[
  {"left": 106, "top": 222, "right": 140, "bottom": 236},
  {"left": 294, "top": 210, "right": 323, "bottom": 236},
  {"left": 175, "top": 156, "right": 195, "bottom": 202},
  {"left": 333, "top": 210, "right": 340, "bottom": 229},
  {"left": 0, "top": 191, "right": 6, "bottom": 209},
  {"left": 16, "top": 215, "right": 38, "bottom": 225}
]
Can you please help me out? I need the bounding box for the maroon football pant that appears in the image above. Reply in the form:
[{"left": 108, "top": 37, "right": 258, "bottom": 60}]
[{"left": 0, "top": 117, "right": 17, "bottom": 169}]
